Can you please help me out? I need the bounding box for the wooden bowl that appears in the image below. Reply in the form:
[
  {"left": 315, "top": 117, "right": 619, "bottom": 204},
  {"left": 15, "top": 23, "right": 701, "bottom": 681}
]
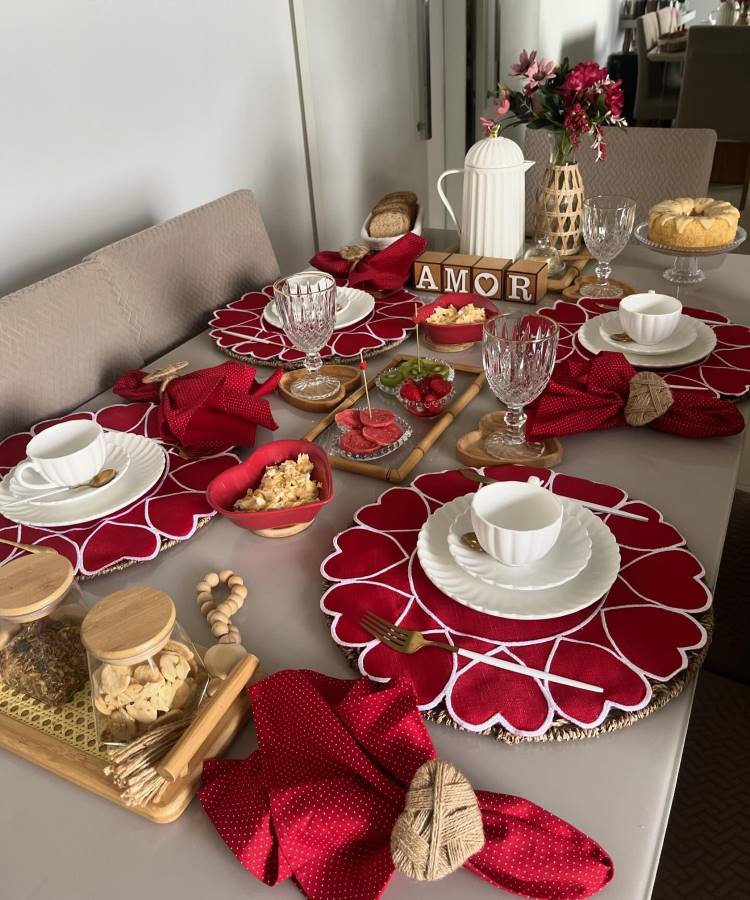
[
  {"left": 417, "top": 293, "right": 498, "bottom": 345},
  {"left": 206, "top": 440, "right": 333, "bottom": 536}
]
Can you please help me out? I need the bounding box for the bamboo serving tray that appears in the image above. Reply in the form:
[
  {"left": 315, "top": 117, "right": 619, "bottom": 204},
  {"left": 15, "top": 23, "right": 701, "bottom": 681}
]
[
  {"left": 0, "top": 651, "right": 263, "bottom": 823},
  {"left": 304, "top": 354, "right": 485, "bottom": 483}
]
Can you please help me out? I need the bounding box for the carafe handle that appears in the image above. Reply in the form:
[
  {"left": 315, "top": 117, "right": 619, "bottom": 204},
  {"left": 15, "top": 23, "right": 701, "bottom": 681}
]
[{"left": 436, "top": 168, "right": 464, "bottom": 238}]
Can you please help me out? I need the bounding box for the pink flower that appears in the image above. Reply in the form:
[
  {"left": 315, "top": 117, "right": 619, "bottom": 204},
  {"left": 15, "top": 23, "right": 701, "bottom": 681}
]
[
  {"left": 523, "top": 58, "right": 557, "bottom": 94},
  {"left": 562, "top": 61, "right": 608, "bottom": 95},
  {"left": 495, "top": 89, "right": 510, "bottom": 116},
  {"left": 510, "top": 48, "right": 537, "bottom": 77}
]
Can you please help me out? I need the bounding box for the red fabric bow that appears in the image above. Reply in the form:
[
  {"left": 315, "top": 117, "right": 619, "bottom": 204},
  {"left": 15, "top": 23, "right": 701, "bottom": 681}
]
[
  {"left": 526, "top": 352, "right": 745, "bottom": 441},
  {"left": 199, "top": 670, "right": 613, "bottom": 900},
  {"left": 310, "top": 233, "right": 427, "bottom": 292},
  {"left": 114, "top": 361, "right": 281, "bottom": 454}
]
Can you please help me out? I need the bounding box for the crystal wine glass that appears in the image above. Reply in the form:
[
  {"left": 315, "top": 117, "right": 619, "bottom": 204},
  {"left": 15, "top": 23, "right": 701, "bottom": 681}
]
[
  {"left": 482, "top": 313, "right": 559, "bottom": 460},
  {"left": 579, "top": 195, "right": 636, "bottom": 300},
  {"left": 273, "top": 271, "right": 340, "bottom": 400}
]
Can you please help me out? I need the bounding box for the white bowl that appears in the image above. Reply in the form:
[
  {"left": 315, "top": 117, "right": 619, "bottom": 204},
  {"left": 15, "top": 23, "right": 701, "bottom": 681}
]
[
  {"left": 470, "top": 482, "right": 563, "bottom": 567},
  {"left": 360, "top": 205, "right": 423, "bottom": 252},
  {"left": 619, "top": 291, "right": 682, "bottom": 346}
]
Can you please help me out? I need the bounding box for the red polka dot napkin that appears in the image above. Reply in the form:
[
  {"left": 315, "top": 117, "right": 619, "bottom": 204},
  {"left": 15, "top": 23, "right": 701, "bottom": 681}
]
[{"left": 199, "top": 670, "right": 613, "bottom": 900}]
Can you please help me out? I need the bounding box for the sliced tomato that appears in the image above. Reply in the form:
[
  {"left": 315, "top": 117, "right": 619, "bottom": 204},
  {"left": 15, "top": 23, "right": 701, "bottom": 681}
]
[
  {"left": 335, "top": 409, "right": 360, "bottom": 430},
  {"left": 363, "top": 423, "right": 404, "bottom": 447},
  {"left": 340, "top": 430, "right": 379, "bottom": 454},
  {"left": 359, "top": 408, "right": 395, "bottom": 428}
]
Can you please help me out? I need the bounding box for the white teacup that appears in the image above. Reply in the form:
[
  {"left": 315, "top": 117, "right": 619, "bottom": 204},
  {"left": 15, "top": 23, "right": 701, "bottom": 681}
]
[
  {"left": 470, "top": 481, "right": 563, "bottom": 567},
  {"left": 619, "top": 291, "right": 682, "bottom": 346},
  {"left": 15, "top": 421, "right": 106, "bottom": 489}
]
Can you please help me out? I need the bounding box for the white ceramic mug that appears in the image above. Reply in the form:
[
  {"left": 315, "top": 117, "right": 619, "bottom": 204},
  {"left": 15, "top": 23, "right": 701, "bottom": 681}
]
[
  {"left": 15, "top": 421, "right": 106, "bottom": 489},
  {"left": 470, "top": 481, "right": 563, "bottom": 567},
  {"left": 619, "top": 291, "right": 682, "bottom": 346}
]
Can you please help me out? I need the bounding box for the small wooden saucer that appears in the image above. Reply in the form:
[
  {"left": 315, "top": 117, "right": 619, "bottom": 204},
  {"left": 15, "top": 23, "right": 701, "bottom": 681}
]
[
  {"left": 456, "top": 411, "right": 563, "bottom": 468},
  {"left": 425, "top": 336, "right": 475, "bottom": 353},
  {"left": 278, "top": 365, "right": 359, "bottom": 412},
  {"left": 252, "top": 520, "right": 313, "bottom": 539},
  {"left": 562, "top": 275, "right": 635, "bottom": 302}
]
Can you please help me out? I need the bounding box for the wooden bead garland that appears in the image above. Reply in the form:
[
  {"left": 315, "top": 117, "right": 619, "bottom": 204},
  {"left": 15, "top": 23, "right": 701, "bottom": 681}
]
[{"left": 195, "top": 570, "right": 246, "bottom": 645}]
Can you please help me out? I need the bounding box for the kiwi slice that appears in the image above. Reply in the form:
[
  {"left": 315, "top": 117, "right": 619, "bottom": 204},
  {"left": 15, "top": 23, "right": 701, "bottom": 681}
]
[{"left": 380, "top": 369, "right": 403, "bottom": 387}]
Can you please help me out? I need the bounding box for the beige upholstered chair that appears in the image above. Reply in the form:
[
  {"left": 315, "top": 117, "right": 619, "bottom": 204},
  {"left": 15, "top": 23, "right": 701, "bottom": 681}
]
[
  {"left": 523, "top": 126, "right": 717, "bottom": 236},
  {"left": 634, "top": 11, "right": 679, "bottom": 121},
  {"left": 86, "top": 189, "right": 280, "bottom": 361},
  {"left": 0, "top": 261, "right": 144, "bottom": 436},
  {"left": 676, "top": 26, "right": 750, "bottom": 209},
  {"left": 656, "top": 6, "right": 678, "bottom": 35}
]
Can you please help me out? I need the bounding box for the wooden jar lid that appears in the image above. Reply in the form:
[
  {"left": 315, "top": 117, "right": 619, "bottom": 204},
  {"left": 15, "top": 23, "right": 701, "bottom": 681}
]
[
  {"left": 0, "top": 552, "right": 75, "bottom": 619},
  {"left": 81, "top": 587, "right": 176, "bottom": 663}
]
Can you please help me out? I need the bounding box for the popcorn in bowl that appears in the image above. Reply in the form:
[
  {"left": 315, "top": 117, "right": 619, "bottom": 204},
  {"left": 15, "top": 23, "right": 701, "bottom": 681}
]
[
  {"left": 426, "top": 303, "right": 487, "bottom": 325},
  {"left": 233, "top": 454, "right": 320, "bottom": 512}
]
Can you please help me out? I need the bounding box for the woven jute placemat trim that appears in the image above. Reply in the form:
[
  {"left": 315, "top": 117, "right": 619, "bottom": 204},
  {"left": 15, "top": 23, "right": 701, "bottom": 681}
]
[
  {"left": 78, "top": 514, "right": 215, "bottom": 581},
  {"left": 329, "top": 605, "right": 713, "bottom": 744},
  {"left": 217, "top": 336, "right": 411, "bottom": 370}
]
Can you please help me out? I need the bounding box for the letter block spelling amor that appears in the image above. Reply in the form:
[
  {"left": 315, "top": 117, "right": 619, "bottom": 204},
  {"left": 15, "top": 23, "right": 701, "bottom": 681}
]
[
  {"left": 503, "top": 259, "right": 548, "bottom": 305},
  {"left": 413, "top": 251, "right": 451, "bottom": 292}
]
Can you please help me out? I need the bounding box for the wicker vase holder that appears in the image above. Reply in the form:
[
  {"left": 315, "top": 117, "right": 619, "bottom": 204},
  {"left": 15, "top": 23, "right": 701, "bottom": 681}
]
[{"left": 536, "top": 163, "right": 584, "bottom": 257}]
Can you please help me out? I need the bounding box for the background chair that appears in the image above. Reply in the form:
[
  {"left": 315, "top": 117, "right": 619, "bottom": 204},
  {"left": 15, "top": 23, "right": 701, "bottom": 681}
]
[
  {"left": 0, "top": 261, "right": 143, "bottom": 436},
  {"left": 523, "top": 126, "right": 717, "bottom": 236},
  {"left": 634, "top": 11, "right": 679, "bottom": 122},
  {"left": 86, "top": 189, "right": 281, "bottom": 361},
  {"left": 676, "top": 26, "right": 750, "bottom": 209},
  {"left": 656, "top": 5, "right": 678, "bottom": 36}
]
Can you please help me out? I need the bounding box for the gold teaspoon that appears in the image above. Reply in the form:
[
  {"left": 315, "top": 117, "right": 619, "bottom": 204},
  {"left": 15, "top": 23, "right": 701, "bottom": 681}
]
[
  {"left": 608, "top": 332, "right": 635, "bottom": 343},
  {"left": 460, "top": 532, "right": 485, "bottom": 553},
  {"left": 1, "top": 468, "right": 118, "bottom": 510}
]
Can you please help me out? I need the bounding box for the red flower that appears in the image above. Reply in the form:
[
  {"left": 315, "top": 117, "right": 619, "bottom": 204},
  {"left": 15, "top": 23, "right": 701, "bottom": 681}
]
[
  {"left": 562, "top": 61, "right": 608, "bottom": 95},
  {"left": 604, "top": 79, "right": 625, "bottom": 119},
  {"left": 563, "top": 102, "right": 591, "bottom": 145}
]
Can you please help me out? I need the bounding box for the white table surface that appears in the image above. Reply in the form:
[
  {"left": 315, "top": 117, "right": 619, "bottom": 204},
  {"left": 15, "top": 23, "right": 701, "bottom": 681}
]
[{"left": 2, "top": 242, "right": 748, "bottom": 900}]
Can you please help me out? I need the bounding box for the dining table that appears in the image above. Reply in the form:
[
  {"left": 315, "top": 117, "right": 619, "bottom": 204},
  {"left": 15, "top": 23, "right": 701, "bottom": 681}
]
[{"left": 1, "top": 237, "right": 748, "bottom": 900}]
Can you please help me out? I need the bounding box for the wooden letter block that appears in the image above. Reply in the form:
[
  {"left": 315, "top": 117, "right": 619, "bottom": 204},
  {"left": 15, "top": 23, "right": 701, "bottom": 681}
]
[
  {"left": 504, "top": 259, "right": 548, "bottom": 305},
  {"left": 413, "top": 251, "right": 450, "bottom": 292},
  {"left": 442, "top": 254, "right": 481, "bottom": 293},
  {"left": 471, "top": 257, "right": 511, "bottom": 299}
]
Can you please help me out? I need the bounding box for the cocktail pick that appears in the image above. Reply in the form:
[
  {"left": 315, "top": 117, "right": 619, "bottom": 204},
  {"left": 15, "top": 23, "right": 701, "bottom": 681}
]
[
  {"left": 414, "top": 303, "right": 422, "bottom": 370},
  {"left": 359, "top": 351, "right": 372, "bottom": 418}
]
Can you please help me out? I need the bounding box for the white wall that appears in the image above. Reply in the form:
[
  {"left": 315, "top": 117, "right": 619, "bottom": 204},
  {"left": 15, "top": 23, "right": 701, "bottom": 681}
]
[{"left": 0, "top": 0, "right": 314, "bottom": 295}]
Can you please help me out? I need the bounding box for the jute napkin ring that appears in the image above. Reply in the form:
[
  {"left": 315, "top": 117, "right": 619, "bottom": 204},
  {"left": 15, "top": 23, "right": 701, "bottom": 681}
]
[
  {"left": 391, "top": 759, "right": 485, "bottom": 881},
  {"left": 624, "top": 371, "right": 673, "bottom": 427}
]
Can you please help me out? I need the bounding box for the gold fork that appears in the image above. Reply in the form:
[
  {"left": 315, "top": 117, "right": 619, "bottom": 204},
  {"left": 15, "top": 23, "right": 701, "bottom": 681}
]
[{"left": 361, "top": 611, "right": 603, "bottom": 694}]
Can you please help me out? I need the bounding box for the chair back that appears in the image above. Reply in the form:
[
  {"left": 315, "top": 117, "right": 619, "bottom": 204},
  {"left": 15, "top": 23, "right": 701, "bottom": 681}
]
[
  {"left": 86, "top": 189, "right": 280, "bottom": 361},
  {"left": 676, "top": 26, "right": 750, "bottom": 142},
  {"left": 657, "top": 6, "right": 677, "bottom": 34},
  {"left": 0, "top": 261, "right": 143, "bottom": 436},
  {"left": 635, "top": 12, "right": 665, "bottom": 118},
  {"left": 523, "top": 126, "right": 717, "bottom": 236}
]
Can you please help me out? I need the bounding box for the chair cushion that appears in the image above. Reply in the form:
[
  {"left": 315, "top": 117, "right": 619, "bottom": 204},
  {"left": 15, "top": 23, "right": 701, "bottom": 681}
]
[
  {"left": 0, "top": 260, "right": 144, "bottom": 436},
  {"left": 86, "top": 189, "right": 280, "bottom": 361}
]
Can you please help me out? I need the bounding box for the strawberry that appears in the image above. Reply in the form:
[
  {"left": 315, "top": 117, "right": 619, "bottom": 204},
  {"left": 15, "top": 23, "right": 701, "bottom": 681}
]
[
  {"left": 423, "top": 399, "right": 441, "bottom": 416},
  {"left": 399, "top": 379, "right": 421, "bottom": 402},
  {"left": 423, "top": 392, "right": 437, "bottom": 404},
  {"left": 416, "top": 377, "right": 432, "bottom": 395},
  {"left": 430, "top": 376, "right": 452, "bottom": 398}
]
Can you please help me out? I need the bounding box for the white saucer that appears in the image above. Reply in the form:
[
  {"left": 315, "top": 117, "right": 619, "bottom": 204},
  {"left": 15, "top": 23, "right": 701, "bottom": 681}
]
[
  {"left": 7, "top": 442, "right": 130, "bottom": 507},
  {"left": 447, "top": 503, "right": 592, "bottom": 591},
  {"left": 598, "top": 312, "right": 696, "bottom": 355},
  {"left": 577, "top": 313, "right": 716, "bottom": 369},
  {"left": 263, "top": 286, "right": 375, "bottom": 331},
  {"left": 417, "top": 496, "right": 620, "bottom": 620},
  {"left": 0, "top": 432, "right": 165, "bottom": 527}
]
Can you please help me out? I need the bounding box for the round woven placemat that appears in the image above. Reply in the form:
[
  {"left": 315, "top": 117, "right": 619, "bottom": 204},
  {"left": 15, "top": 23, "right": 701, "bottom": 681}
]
[{"left": 331, "top": 606, "right": 713, "bottom": 744}]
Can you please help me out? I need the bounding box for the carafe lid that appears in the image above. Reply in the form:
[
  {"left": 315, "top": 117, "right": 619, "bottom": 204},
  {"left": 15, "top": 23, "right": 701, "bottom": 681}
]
[
  {"left": 81, "top": 587, "right": 175, "bottom": 664},
  {"left": 465, "top": 135, "right": 526, "bottom": 170},
  {"left": 0, "top": 551, "right": 75, "bottom": 620}
]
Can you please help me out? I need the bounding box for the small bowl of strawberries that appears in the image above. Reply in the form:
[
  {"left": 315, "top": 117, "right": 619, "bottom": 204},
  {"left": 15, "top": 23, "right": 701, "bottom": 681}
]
[{"left": 398, "top": 371, "right": 454, "bottom": 418}]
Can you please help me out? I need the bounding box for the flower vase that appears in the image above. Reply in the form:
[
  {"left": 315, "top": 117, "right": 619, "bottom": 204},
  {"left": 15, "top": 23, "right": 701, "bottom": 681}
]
[{"left": 534, "top": 132, "right": 584, "bottom": 256}]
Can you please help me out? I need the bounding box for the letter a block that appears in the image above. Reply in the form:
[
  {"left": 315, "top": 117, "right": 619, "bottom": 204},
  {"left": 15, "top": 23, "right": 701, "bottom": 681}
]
[
  {"left": 471, "top": 257, "right": 511, "bottom": 299},
  {"left": 504, "top": 259, "right": 548, "bottom": 305},
  {"left": 442, "top": 254, "right": 480, "bottom": 293},
  {"left": 413, "top": 251, "right": 450, "bottom": 292}
]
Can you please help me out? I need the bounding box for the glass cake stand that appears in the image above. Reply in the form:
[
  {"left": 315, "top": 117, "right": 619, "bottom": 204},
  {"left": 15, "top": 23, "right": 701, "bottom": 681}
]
[{"left": 634, "top": 222, "right": 747, "bottom": 285}]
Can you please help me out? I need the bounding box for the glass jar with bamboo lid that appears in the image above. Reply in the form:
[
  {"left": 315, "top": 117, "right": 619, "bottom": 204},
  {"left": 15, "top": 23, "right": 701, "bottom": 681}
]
[
  {"left": 0, "top": 547, "right": 90, "bottom": 706},
  {"left": 81, "top": 587, "right": 208, "bottom": 748}
]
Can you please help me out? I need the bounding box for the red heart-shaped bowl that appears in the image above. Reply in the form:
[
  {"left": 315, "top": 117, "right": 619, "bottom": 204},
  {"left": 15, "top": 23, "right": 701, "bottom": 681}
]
[
  {"left": 206, "top": 440, "right": 333, "bottom": 533},
  {"left": 417, "top": 293, "right": 499, "bottom": 344}
]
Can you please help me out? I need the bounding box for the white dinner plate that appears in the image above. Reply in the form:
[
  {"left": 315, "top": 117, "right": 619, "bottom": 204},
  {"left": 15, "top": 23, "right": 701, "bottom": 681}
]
[
  {"left": 598, "top": 311, "right": 697, "bottom": 356},
  {"left": 447, "top": 502, "right": 592, "bottom": 591},
  {"left": 6, "top": 442, "right": 130, "bottom": 507},
  {"left": 417, "top": 496, "right": 620, "bottom": 620},
  {"left": 577, "top": 313, "right": 716, "bottom": 368},
  {"left": 0, "top": 432, "right": 165, "bottom": 527},
  {"left": 263, "top": 286, "right": 375, "bottom": 331}
]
